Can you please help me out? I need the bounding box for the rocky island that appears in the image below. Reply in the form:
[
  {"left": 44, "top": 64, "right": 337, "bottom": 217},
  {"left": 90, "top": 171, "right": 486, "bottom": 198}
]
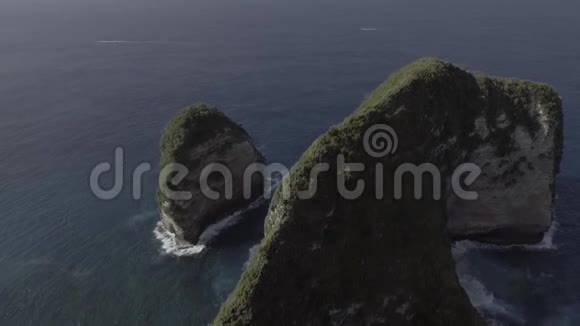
[
  {"left": 210, "top": 58, "right": 562, "bottom": 325},
  {"left": 157, "top": 104, "right": 265, "bottom": 246}
]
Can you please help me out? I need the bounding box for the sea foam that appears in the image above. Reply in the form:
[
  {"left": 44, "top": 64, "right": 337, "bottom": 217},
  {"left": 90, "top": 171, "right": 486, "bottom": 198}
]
[
  {"left": 453, "top": 220, "right": 559, "bottom": 256},
  {"left": 97, "top": 40, "right": 160, "bottom": 44},
  {"left": 458, "top": 273, "right": 524, "bottom": 325},
  {"left": 153, "top": 196, "right": 266, "bottom": 257},
  {"left": 96, "top": 40, "right": 191, "bottom": 45},
  {"left": 451, "top": 218, "right": 560, "bottom": 325},
  {"left": 154, "top": 177, "right": 281, "bottom": 257}
]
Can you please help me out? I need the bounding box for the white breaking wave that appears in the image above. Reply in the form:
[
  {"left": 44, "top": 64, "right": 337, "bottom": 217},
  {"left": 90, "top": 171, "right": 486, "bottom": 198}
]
[
  {"left": 154, "top": 177, "right": 282, "bottom": 257},
  {"left": 460, "top": 275, "right": 507, "bottom": 313},
  {"left": 451, "top": 218, "right": 560, "bottom": 325},
  {"left": 453, "top": 220, "right": 559, "bottom": 256},
  {"left": 154, "top": 196, "right": 266, "bottom": 257},
  {"left": 96, "top": 40, "right": 191, "bottom": 45},
  {"left": 242, "top": 244, "right": 260, "bottom": 271},
  {"left": 453, "top": 247, "right": 525, "bottom": 325},
  {"left": 459, "top": 275, "right": 524, "bottom": 325},
  {"left": 98, "top": 40, "right": 160, "bottom": 44},
  {"left": 154, "top": 223, "right": 207, "bottom": 256}
]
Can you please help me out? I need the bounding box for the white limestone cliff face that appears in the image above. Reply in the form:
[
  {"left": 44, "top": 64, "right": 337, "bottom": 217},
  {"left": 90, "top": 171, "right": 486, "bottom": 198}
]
[{"left": 447, "top": 84, "right": 562, "bottom": 244}]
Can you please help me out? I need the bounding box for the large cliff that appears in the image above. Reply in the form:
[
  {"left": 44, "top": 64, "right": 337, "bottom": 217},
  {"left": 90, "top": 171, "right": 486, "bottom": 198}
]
[{"left": 213, "top": 58, "right": 562, "bottom": 325}]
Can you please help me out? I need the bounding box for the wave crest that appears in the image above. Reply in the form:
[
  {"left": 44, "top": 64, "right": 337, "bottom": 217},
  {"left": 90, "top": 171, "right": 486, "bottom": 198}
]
[{"left": 153, "top": 196, "right": 266, "bottom": 257}]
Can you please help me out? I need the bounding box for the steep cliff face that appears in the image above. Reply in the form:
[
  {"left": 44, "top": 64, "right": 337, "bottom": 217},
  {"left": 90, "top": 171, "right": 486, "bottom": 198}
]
[
  {"left": 157, "top": 104, "right": 264, "bottom": 245},
  {"left": 446, "top": 74, "right": 562, "bottom": 244},
  {"left": 213, "top": 58, "right": 562, "bottom": 325}
]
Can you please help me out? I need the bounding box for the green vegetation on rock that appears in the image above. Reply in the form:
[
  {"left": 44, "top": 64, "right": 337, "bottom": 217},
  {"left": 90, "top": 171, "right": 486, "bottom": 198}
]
[
  {"left": 157, "top": 104, "right": 251, "bottom": 208},
  {"left": 159, "top": 104, "right": 249, "bottom": 168},
  {"left": 156, "top": 104, "right": 264, "bottom": 244},
  {"left": 213, "top": 58, "right": 562, "bottom": 325}
]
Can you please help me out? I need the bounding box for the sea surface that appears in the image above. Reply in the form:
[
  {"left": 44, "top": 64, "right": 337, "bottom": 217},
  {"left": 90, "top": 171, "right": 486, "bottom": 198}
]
[{"left": 0, "top": 0, "right": 579, "bottom": 325}]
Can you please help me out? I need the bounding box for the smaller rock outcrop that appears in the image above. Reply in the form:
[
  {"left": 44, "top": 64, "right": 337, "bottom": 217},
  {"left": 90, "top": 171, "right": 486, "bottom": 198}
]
[{"left": 157, "top": 104, "right": 264, "bottom": 245}]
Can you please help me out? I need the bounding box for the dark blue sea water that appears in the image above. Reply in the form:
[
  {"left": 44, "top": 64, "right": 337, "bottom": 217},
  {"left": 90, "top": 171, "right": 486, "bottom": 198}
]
[{"left": 0, "top": 0, "right": 579, "bottom": 325}]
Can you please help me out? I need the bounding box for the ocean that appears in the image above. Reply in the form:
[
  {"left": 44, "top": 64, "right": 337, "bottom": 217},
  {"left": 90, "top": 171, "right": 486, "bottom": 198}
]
[{"left": 0, "top": 0, "right": 578, "bottom": 325}]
